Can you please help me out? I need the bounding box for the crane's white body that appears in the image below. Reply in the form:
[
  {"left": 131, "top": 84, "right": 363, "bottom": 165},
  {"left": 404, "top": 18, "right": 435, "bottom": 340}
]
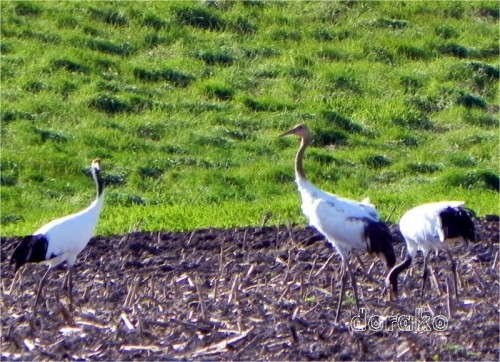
[
  {"left": 36, "top": 195, "right": 104, "bottom": 268},
  {"left": 12, "top": 159, "right": 105, "bottom": 272},
  {"left": 296, "top": 177, "right": 379, "bottom": 260},
  {"left": 280, "top": 123, "right": 395, "bottom": 320},
  {"left": 399, "top": 201, "right": 465, "bottom": 259},
  {"left": 10, "top": 159, "right": 105, "bottom": 311}
]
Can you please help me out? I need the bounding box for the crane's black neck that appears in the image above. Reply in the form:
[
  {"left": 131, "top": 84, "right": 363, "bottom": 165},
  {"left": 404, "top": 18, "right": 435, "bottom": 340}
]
[
  {"left": 364, "top": 220, "right": 396, "bottom": 268},
  {"left": 94, "top": 168, "right": 104, "bottom": 198},
  {"left": 386, "top": 254, "right": 412, "bottom": 297}
]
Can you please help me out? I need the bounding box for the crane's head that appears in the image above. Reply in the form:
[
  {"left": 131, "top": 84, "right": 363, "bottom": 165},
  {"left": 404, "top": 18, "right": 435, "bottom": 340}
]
[
  {"left": 385, "top": 254, "right": 412, "bottom": 301},
  {"left": 92, "top": 158, "right": 101, "bottom": 171},
  {"left": 91, "top": 158, "right": 104, "bottom": 196},
  {"left": 279, "top": 123, "right": 311, "bottom": 141}
]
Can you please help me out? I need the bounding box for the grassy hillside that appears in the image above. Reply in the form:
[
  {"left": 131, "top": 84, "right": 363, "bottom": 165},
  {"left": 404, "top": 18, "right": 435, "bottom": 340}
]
[{"left": 1, "top": 0, "right": 498, "bottom": 236}]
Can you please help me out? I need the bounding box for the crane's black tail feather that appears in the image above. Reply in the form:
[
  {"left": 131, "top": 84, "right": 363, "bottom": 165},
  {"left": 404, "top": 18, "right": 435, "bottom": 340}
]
[
  {"left": 11, "top": 234, "right": 49, "bottom": 272},
  {"left": 440, "top": 206, "right": 477, "bottom": 243}
]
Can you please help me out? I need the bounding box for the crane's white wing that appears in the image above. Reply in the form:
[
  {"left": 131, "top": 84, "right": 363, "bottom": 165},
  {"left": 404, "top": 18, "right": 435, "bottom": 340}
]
[
  {"left": 297, "top": 179, "right": 380, "bottom": 256},
  {"left": 299, "top": 180, "right": 380, "bottom": 221}
]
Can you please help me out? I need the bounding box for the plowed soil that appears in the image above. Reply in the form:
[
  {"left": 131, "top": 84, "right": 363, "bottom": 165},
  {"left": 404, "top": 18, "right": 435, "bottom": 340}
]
[{"left": 1, "top": 218, "right": 499, "bottom": 361}]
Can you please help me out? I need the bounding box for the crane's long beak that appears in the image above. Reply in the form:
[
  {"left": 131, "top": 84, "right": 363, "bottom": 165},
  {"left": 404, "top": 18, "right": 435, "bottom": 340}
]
[{"left": 279, "top": 129, "right": 294, "bottom": 137}]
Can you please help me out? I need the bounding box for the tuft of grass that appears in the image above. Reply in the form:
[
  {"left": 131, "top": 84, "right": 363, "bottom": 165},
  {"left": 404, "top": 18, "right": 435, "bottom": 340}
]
[
  {"left": 0, "top": 162, "right": 19, "bottom": 186},
  {"left": 1, "top": 214, "right": 24, "bottom": 225},
  {"left": 270, "top": 29, "right": 302, "bottom": 42},
  {"left": 88, "top": 7, "right": 129, "bottom": 27},
  {"left": 372, "top": 18, "right": 409, "bottom": 29},
  {"left": 203, "top": 82, "right": 235, "bottom": 101},
  {"left": 107, "top": 191, "right": 146, "bottom": 206},
  {"left": 33, "top": 128, "right": 68, "bottom": 143},
  {"left": 363, "top": 154, "right": 392, "bottom": 169},
  {"left": 137, "top": 165, "right": 165, "bottom": 179},
  {"left": 317, "top": 48, "right": 347, "bottom": 62},
  {"left": 463, "top": 111, "right": 498, "bottom": 128},
  {"left": 230, "top": 15, "right": 257, "bottom": 34},
  {"left": 23, "top": 80, "right": 47, "bottom": 93},
  {"left": 397, "top": 44, "right": 433, "bottom": 60},
  {"left": 243, "top": 97, "right": 295, "bottom": 112},
  {"left": 173, "top": 5, "right": 226, "bottom": 31},
  {"left": 194, "top": 50, "right": 235, "bottom": 66},
  {"left": 448, "top": 154, "right": 477, "bottom": 168},
  {"left": 313, "top": 128, "right": 349, "bottom": 147},
  {"left": 135, "top": 122, "right": 166, "bottom": 141},
  {"left": 85, "top": 38, "right": 136, "bottom": 56},
  {"left": 392, "top": 110, "right": 435, "bottom": 130},
  {"left": 307, "top": 148, "right": 345, "bottom": 166},
  {"left": 142, "top": 14, "right": 169, "bottom": 30},
  {"left": 435, "top": 25, "right": 459, "bottom": 39},
  {"left": 328, "top": 75, "right": 363, "bottom": 94},
  {"left": 468, "top": 61, "right": 499, "bottom": 79},
  {"left": 477, "top": 4, "right": 499, "bottom": 19},
  {"left": 51, "top": 59, "right": 90, "bottom": 74},
  {"left": 133, "top": 67, "right": 195, "bottom": 87},
  {"left": 436, "top": 42, "right": 471, "bottom": 58},
  {"left": 1, "top": 110, "right": 36, "bottom": 123},
  {"left": 456, "top": 93, "right": 488, "bottom": 109},
  {"left": 442, "top": 169, "right": 499, "bottom": 191},
  {"left": 406, "top": 163, "right": 442, "bottom": 174},
  {"left": 89, "top": 94, "right": 133, "bottom": 114},
  {"left": 14, "top": 1, "right": 42, "bottom": 16},
  {"left": 391, "top": 132, "right": 423, "bottom": 148},
  {"left": 244, "top": 46, "right": 280, "bottom": 59},
  {"left": 144, "top": 33, "right": 172, "bottom": 48},
  {"left": 321, "top": 110, "right": 364, "bottom": 134}
]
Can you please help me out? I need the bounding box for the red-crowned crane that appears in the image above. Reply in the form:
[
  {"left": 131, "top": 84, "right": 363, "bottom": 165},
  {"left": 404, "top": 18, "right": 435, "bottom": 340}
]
[
  {"left": 11, "top": 158, "right": 105, "bottom": 311},
  {"left": 280, "top": 124, "right": 395, "bottom": 321},
  {"left": 386, "top": 201, "right": 476, "bottom": 300}
]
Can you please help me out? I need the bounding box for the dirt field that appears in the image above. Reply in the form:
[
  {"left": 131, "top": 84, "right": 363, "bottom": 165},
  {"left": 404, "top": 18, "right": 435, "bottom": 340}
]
[{"left": 1, "top": 217, "right": 498, "bottom": 361}]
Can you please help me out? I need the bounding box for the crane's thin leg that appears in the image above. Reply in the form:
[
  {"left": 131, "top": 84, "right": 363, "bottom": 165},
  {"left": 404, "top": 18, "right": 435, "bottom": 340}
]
[
  {"left": 429, "top": 267, "right": 442, "bottom": 296},
  {"left": 9, "top": 267, "right": 24, "bottom": 295},
  {"left": 345, "top": 259, "right": 361, "bottom": 312},
  {"left": 420, "top": 253, "right": 431, "bottom": 297},
  {"left": 335, "top": 262, "right": 347, "bottom": 323},
  {"left": 446, "top": 249, "right": 458, "bottom": 299},
  {"left": 403, "top": 268, "right": 410, "bottom": 281},
  {"left": 33, "top": 267, "right": 51, "bottom": 315},
  {"left": 354, "top": 252, "right": 366, "bottom": 270},
  {"left": 66, "top": 268, "right": 73, "bottom": 306}
]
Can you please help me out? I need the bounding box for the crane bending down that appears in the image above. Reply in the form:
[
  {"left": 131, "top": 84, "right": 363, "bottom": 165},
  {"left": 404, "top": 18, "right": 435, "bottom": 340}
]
[
  {"left": 386, "top": 201, "right": 476, "bottom": 300},
  {"left": 11, "top": 159, "right": 105, "bottom": 312},
  {"left": 280, "top": 124, "right": 395, "bottom": 321}
]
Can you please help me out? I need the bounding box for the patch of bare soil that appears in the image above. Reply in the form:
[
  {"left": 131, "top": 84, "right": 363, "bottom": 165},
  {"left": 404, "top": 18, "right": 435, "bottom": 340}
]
[{"left": 1, "top": 218, "right": 499, "bottom": 361}]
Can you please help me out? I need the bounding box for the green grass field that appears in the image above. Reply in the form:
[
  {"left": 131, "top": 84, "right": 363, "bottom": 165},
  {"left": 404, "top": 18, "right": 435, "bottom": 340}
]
[{"left": 1, "top": 1, "right": 498, "bottom": 236}]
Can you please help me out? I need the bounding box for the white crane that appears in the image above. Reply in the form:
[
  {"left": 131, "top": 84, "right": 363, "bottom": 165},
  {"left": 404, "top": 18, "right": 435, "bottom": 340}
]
[
  {"left": 386, "top": 201, "right": 476, "bottom": 300},
  {"left": 11, "top": 158, "right": 105, "bottom": 311},
  {"left": 280, "top": 124, "right": 396, "bottom": 321}
]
